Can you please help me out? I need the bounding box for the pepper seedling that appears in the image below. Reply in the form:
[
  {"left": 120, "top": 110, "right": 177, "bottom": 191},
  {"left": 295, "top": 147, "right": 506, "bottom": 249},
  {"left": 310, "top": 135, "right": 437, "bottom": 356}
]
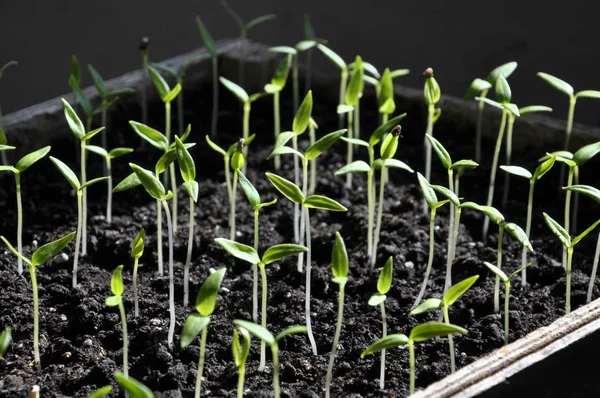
[
  {"left": 196, "top": 16, "right": 219, "bottom": 137},
  {"left": 0, "top": 61, "right": 17, "bottom": 166},
  {"left": 215, "top": 238, "right": 307, "bottom": 371},
  {"left": 181, "top": 268, "right": 226, "bottom": 398},
  {"left": 367, "top": 256, "right": 393, "bottom": 389},
  {"left": 361, "top": 322, "right": 467, "bottom": 395},
  {"left": 131, "top": 228, "right": 145, "bottom": 318},
  {"left": 423, "top": 67, "right": 442, "bottom": 188},
  {"left": 317, "top": 44, "right": 347, "bottom": 129},
  {"left": 325, "top": 232, "right": 349, "bottom": 398},
  {"left": 0, "top": 327, "right": 11, "bottom": 359},
  {"left": 363, "top": 67, "right": 410, "bottom": 125},
  {"left": 265, "top": 54, "right": 292, "bottom": 170},
  {"left": 484, "top": 262, "right": 531, "bottom": 345},
  {"left": 105, "top": 265, "right": 129, "bottom": 377},
  {"left": 231, "top": 326, "right": 251, "bottom": 398},
  {"left": 465, "top": 62, "right": 517, "bottom": 163},
  {"left": 1, "top": 232, "right": 75, "bottom": 369},
  {"left": 348, "top": 58, "right": 376, "bottom": 156},
  {"left": 229, "top": 140, "right": 245, "bottom": 240},
  {"left": 233, "top": 320, "right": 307, "bottom": 398},
  {"left": 139, "top": 36, "right": 150, "bottom": 127},
  {"left": 0, "top": 145, "right": 51, "bottom": 274},
  {"left": 49, "top": 157, "right": 108, "bottom": 287},
  {"left": 85, "top": 145, "right": 134, "bottom": 223},
  {"left": 87, "top": 386, "right": 112, "bottom": 398},
  {"left": 115, "top": 371, "right": 154, "bottom": 398},
  {"left": 410, "top": 275, "right": 479, "bottom": 373},
  {"left": 500, "top": 154, "right": 556, "bottom": 285},
  {"left": 307, "top": 117, "right": 319, "bottom": 194},
  {"left": 265, "top": 172, "right": 347, "bottom": 355}
]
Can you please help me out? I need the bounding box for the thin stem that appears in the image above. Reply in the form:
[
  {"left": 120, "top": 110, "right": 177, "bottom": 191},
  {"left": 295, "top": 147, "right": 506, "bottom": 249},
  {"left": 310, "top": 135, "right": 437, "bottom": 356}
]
[
  {"left": 504, "top": 282, "right": 510, "bottom": 345},
  {"left": 242, "top": 102, "right": 250, "bottom": 174},
  {"left": 230, "top": 171, "right": 238, "bottom": 240},
  {"left": 522, "top": 180, "right": 535, "bottom": 286},
  {"left": 293, "top": 136, "right": 301, "bottom": 244},
  {"left": 454, "top": 173, "right": 461, "bottom": 197},
  {"left": 446, "top": 171, "right": 455, "bottom": 287},
  {"left": 30, "top": 264, "right": 40, "bottom": 369},
  {"left": 501, "top": 116, "right": 515, "bottom": 210},
  {"left": 101, "top": 108, "right": 108, "bottom": 175},
  {"left": 379, "top": 302, "right": 387, "bottom": 390},
  {"left": 272, "top": 345, "right": 280, "bottom": 398},
  {"left": 587, "top": 232, "right": 600, "bottom": 303},
  {"left": 443, "top": 305, "right": 455, "bottom": 373},
  {"left": 133, "top": 257, "right": 139, "bottom": 318},
  {"left": 563, "top": 167, "right": 574, "bottom": 270},
  {"left": 73, "top": 191, "right": 83, "bottom": 288},
  {"left": 253, "top": 210, "right": 259, "bottom": 323},
  {"left": 162, "top": 200, "right": 175, "bottom": 348},
  {"left": 414, "top": 208, "right": 437, "bottom": 307},
  {"left": 293, "top": 54, "right": 299, "bottom": 112},
  {"left": 195, "top": 325, "right": 208, "bottom": 398},
  {"left": 225, "top": 156, "right": 232, "bottom": 206},
  {"left": 325, "top": 284, "right": 345, "bottom": 398},
  {"left": 273, "top": 91, "right": 281, "bottom": 170},
  {"left": 237, "top": 364, "right": 245, "bottom": 398},
  {"left": 482, "top": 109, "right": 508, "bottom": 240},
  {"left": 566, "top": 247, "right": 573, "bottom": 314},
  {"left": 118, "top": 301, "right": 129, "bottom": 376},
  {"left": 177, "top": 79, "right": 184, "bottom": 136},
  {"left": 308, "top": 124, "right": 317, "bottom": 195},
  {"left": 573, "top": 167, "right": 580, "bottom": 234},
  {"left": 423, "top": 104, "right": 435, "bottom": 214},
  {"left": 81, "top": 140, "right": 88, "bottom": 256},
  {"left": 371, "top": 160, "right": 386, "bottom": 272},
  {"left": 15, "top": 173, "right": 23, "bottom": 274},
  {"left": 559, "top": 96, "right": 576, "bottom": 187},
  {"left": 141, "top": 53, "right": 148, "bottom": 126},
  {"left": 475, "top": 90, "right": 488, "bottom": 163},
  {"left": 305, "top": 207, "right": 318, "bottom": 355},
  {"left": 169, "top": 162, "right": 177, "bottom": 231},
  {"left": 494, "top": 227, "right": 504, "bottom": 313},
  {"left": 345, "top": 111, "right": 354, "bottom": 188},
  {"left": 444, "top": 207, "right": 462, "bottom": 294},
  {"left": 354, "top": 97, "right": 360, "bottom": 151},
  {"left": 409, "top": 340, "right": 415, "bottom": 396},
  {"left": 211, "top": 56, "right": 219, "bottom": 137},
  {"left": 106, "top": 158, "right": 113, "bottom": 223},
  {"left": 367, "top": 147, "right": 375, "bottom": 262},
  {"left": 338, "top": 69, "right": 348, "bottom": 129},
  {"left": 258, "top": 263, "right": 268, "bottom": 372},
  {"left": 184, "top": 197, "right": 195, "bottom": 307},
  {"left": 156, "top": 196, "right": 164, "bottom": 275},
  {"left": 298, "top": 159, "right": 308, "bottom": 272}
]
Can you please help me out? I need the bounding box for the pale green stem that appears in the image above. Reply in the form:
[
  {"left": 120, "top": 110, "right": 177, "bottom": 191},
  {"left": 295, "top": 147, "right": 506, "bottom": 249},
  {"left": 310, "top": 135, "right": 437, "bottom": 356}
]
[
  {"left": 272, "top": 345, "right": 280, "bottom": 398},
  {"left": 305, "top": 207, "right": 318, "bottom": 355},
  {"left": 225, "top": 156, "right": 232, "bottom": 205},
  {"left": 444, "top": 207, "right": 462, "bottom": 294},
  {"left": 414, "top": 208, "right": 437, "bottom": 307},
  {"left": 293, "top": 54, "right": 299, "bottom": 112},
  {"left": 273, "top": 91, "right": 281, "bottom": 170},
  {"left": 293, "top": 136, "right": 301, "bottom": 244},
  {"left": 258, "top": 263, "right": 268, "bottom": 372},
  {"left": 118, "top": 301, "right": 129, "bottom": 376},
  {"left": 501, "top": 115, "right": 515, "bottom": 210},
  {"left": 587, "top": 232, "right": 600, "bottom": 303},
  {"left": 298, "top": 159, "right": 308, "bottom": 272},
  {"left": 409, "top": 340, "right": 415, "bottom": 396},
  {"left": 237, "top": 364, "right": 246, "bottom": 398},
  {"left": 378, "top": 302, "right": 387, "bottom": 390},
  {"left": 504, "top": 282, "right": 510, "bottom": 345},
  {"left": 371, "top": 160, "right": 386, "bottom": 271},
  {"left": 230, "top": 171, "right": 238, "bottom": 240},
  {"left": 345, "top": 111, "right": 354, "bottom": 188},
  {"left": 177, "top": 78, "right": 184, "bottom": 136},
  {"left": 73, "top": 191, "right": 83, "bottom": 288},
  {"left": 423, "top": 104, "right": 434, "bottom": 214},
  {"left": 563, "top": 168, "right": 574, "bottom": 270},
  {"left": 133, "top": 257, "right": 139, "bottom": 318},
  {"left": 354, "top": 97, "right": 360, "bottom": 151},
  {"left": 567, "top": 247, "right": 573, "bottom": 314},
  {"left": 101, "top": 108, "right": 108, "bottom": 175},
  {"left": 242, "top": 102, "right": 250, "bottom": 174},
  {"left": 475, "top": 90, "right": 488, "bottom": 163},
  {"left": 446, "top": 170, "right": 455, "bottom": 283},
  {"left": 494, "top": 226, "right": 504, "bottom": 313},
  {"left": 157, "top": 197, "right": 163, "bottom": 276},
  {"left": 325, "top": 283, "right": 345, "bottom": 398},
  {"left": 106, "top": 158, "right": 113, "bottom": 223},
  {"left": 166, "top": 102, "right": 178, "bottom": 232},
  {"left": 443, "top": 305, "right": 455, "bottom": 373},
  {"left": 559, "top": 96, "right": 576, "bottom": 187},
  {"left": 81, "top": 140, "right": 88, "bottom": 256},
  {"left": 308, "top": 124, "right": 316, "bottom": 195},
  {"left": 30, "top": 264, "right": 40, "bottom": 369},
  {"left": 454, "top": 173, "right": 461, "bottom": 198},
  {"left": 305, "top": 49, "right": 312, "bottom": 92},
  {"left": 338, "top": 69, "right": 348, "bottom": 130},
  {"left": 210, "top": 56, "right": 219, "bottom": 137},
  {"left": 367, "top": 147, "right": 375, "bottom": 263},
  {"left": 141, "top": 53, "right": 148, "bottom": 126},
  {"left": 522, "top": 180, "right": 535, "bottom": 286},
  {"left": 253, "top": 209, "right": 259, "bottom": 323},
  {"left": 162, "top": 200, "right": 175, "bottom": 348},
  {"left": 573, "top": 167, "right": 580, "bottom": 234},
  {"left": 195, "top": 325, "right": 208, "bottom": 398},
  {"left": 184, "top": 197, "right": 194, "bottom": 307},
  {"left": 15, "top": 172, "right": 23, "bottom": 274}
]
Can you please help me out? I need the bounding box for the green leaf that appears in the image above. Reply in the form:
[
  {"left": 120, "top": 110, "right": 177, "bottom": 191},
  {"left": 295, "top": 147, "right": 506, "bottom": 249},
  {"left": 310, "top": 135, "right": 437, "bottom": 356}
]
[
  {"left": 368, "top": 293, "right": 387, "bottom": 306},
  {"left": 163, "top": 83, "right": 181, "bottom": 103},
  {"left": 232, "top": 327, "right": 251, "bottom": 368},
  {"left": 196, "top": 16, "right": 217, "bottom": 58},
  {"left": 86, "top": 145, "right": 109, "bottom": 158},
  {"left": 182, "top": 181, "right": 199, "bottom": 202},
  {"left": 234, "top": 320, "right": 275, "bottom": 346},
  {"left": 221, "top": 0, "right": 244, "bottom": 28},
  {"left": 88, "top": 64, "right": 107, "bottom": 97},
  {"left": 304, "top": 14, "right": 315, "bottom": 40},
  {"left": 32, "top": 232, "right": 76, "bottom": 266},
  {"left": 377, "top": 256, "right": 393, "bottom": 295},
  {"left": 174, "top": 136, "right": 196, "bottom": 182},
  {"left": 495, "top": 75, "right": 512, "bottom": 104},
  {"left": 155, "top": 150, "right": 177, "bottom": 176},
  {"left": 88, "top": 386, "right": 112, "bottom": 398},
  {"left": 337, "top": 104, "right": 354, "bottom": 114},
  {"left": 345, "top": 56, "right": 364, "bottom": 106},
  {"left": 564, "top": 184, "right": 600, "bottom": 203},
  {"left": 426, "top": 135, "right": 452, "bottom": 169},
  {"left": 369, "top": 113, "right": 407, "bottom": 146},
  {"left": 410, "top": 322, "right": 467, "bottom": 342},
  {"left": 451, "top": 160, "right": 478, "bottom": 172},
  {"left": 537, "top": 72, "right": 573, "bottom": 96},
  {"left": 255, "top": 198, "right": 277, "bottom": 210},
  {"left": 234, "top": 171, "right": 259, "bottom": 209},
  {"left": 220, "top": 77, "right": 249, "bottom": 103},
  {"left": 475, "top": 96, "right": 503, "bottom": 110},
  {"left": 484, "top": 262, "right": 508, "bottom": 283},
  {"left": 108, "top": 88, "right": 137, "bottom": 98},
  {"left": 380, "top": 131, "right": 399, "bottom": 160},
  {"left": 0, "top": 165, "right": 16, "bottom": 173},
  {"left": 389, "top": 69, "right": 410, "bottom": 79},
  {"left": 130, "top": 163, "right": 166, "bottom": 200},
  {"left": 80, "top": 176, "right": 110, "bottom": 191},
  {"left": 487, "top": 62, "right": 518, "bottom": 84},
  {"left": 409, "top": 298, "right": 442, "bottom": 315},
  {"left": 269, "top": 46, "right": 297, "bottom": 55},
  {"left": 360, "top": 334, "right": 409, "bottom": 357},
  {"left": 266, "top": 172, "right": 305, "bottom": 204},
  {"left": 573, "top": 141, "right": 600, "bottom": 166},
  {"left": 341, "top": 137, "right": 370, "bottom": 147},
  {"left": 275, "top": 325, "right": 308, "bottom": 342},
  {"left": 0, "top": 60, "right": 17, "bottom": 78},
  {"left": 295, "top": 40, "right": 316, "bottom": 52},
  {"left": 82, "top": 127, "right": 105, "bottom": 142},
  {"left": 180, "top": 314, "right": 210, "bottom": 348},
  {"left": 573, "top": 219, "right": 600, "bottom": 247},
  {"left": 317, "top": 44, "right": 346, "bottom": 70},
  {"left": 305, "top": 129, "right": 346, "bottom": 160},
  {"left": 504, "top": 222, "right": 533, "bottom": 252},
  {"left": 271, "top": 54, "right": 292, "bottom": 89},
  {"left": 519, "top": 105, "right": 552, "bottom": 116},
  {"left": 196, "top": 268, "right": 226, "bottom": 316},
  {"left": 110, "top": 265, "right": 124, "bottom": 296},
  {"left": 50, "top": 156, "right": 80, "bottom": 190},
  {"left": 105, "top": 295, "right": 122, "bottom": 307},
  {"left": 359, "top": 61, "right": 380, "bottom": 78},
  {"left": 465, "top": 78, "right": 492, "bottom": 101},
  {"left": 293, "top": 91, "right": 313, "bottom": 135},
  {"left": 148, "top": 62, "right": 177, "bottom": 78},
  {"left": 0, "top": 236, "right": 31, "bottom": 266},
  {"left": 113, "top": 173, "right": 141, "bottom": 193},
  {"left": 205, "top": 135, "right": 227, "bottom": 156},
  {"left": 430, "top": 184, "right": 460, "bottom": 207},
  {"left": 424, "top": 76, "right": 441, "bottom": 105},
  {"left": 246, "top": 14, "right": 277, "bottom": 30},
  {"left": 335, "top": 160, "right": 371, "bottom": 175},
  {"left": 0, "top": 146, "right": 15, "bottom": 152},
  {"left": 62, "top": 98, "right": 86, "bottom": 140},
  {"left": 503, "top": 103, "right": 520, "bottom": 117},
  {"left": 444, "top": 275, "right": 479, "bottom": 306},
  {"left": 264, "top": 84, "right": 281, "bottom": 94},
  {"left": 115, "top": 371, "right": 155, "bottom": 398},
  {"left": 131, "top": 228, "right": 145, "bottom": 259},
  {"left": 532, "top": 155, "right": 556, "bottom": 180},
  {"left": 109, "top": 147, "right": 134, "bottom": 159},
  {"left": 275, "top": 131, "right": 296, "bottom": 149},
  {"left": 0, "top": 127, "right": 7, "bottom": 146},
  {"left": 268, "top": 145, "right": 305, "bottom": 161},
  {"left": 417, "top": 172, "right": 438, "bottom": 209},
  {"left": 147, "top": 66, "right": 170, "bottom": 101},
  {"left": 461, "top": 202, "right": 504, "bottom": 225},
  {"left": 332, "top": 232, "right": 348, "bottom": 279},
  {"left": 576, "top": 90, "right": 600, "bottom": 99},
  {"left": 500, "top": 165, "right": 532, "bottom": 180},
  {"left": 214, "top": 238, "right": 260, "bottom": 265},
  {"left": 262, "top": 244, "right": 308, "bottom": 265},
  {"left": 303, "top": 195, "right": 347, "bottom": 211},
  {"left": 129, "top": 121, "right": 168, "bottom": 151},
  {"left": 15, "top": 146, "right": 51, "bottom": 173},
  {"left": 543, "top": 213, "right": 570, "bottom": 248},
  {"left": 70, "top": 55, "right": 81, "bottom": 84},
  {"left": 0, "top": 327, "right": 11, "bottom": 358}
]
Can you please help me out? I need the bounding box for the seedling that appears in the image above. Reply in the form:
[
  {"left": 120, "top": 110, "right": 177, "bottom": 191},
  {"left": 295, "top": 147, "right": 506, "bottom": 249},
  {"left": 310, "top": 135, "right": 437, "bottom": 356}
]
[
  {"left": 231, "top": 327, "right": 251, "bottom": 398},
  {"left": 139, "top": 36, "right": 150, "bottom": 126},
  {"left": 265, "top": 54, "right": 292, "bottom": 170},
  {"left": 0, "top": 128, "right": 15, "bottom": 165},
  {"left": 266, "top": 171, "right": 347, "bottom": 355},
  {"left": 544, "top": 212, "right": 600, "bottom": 313},
  {"left": 465, "top": 62, "right": 517, "bottom": 162},
  {"left": 348, "top": 59, "right": 376, "bottom": 149},
  {"left": 361, "top": 322, "right": 467, "bottom": 395},
  {"left": 85, "top": 145, "right": 134, "bottom": 223},
  {"left": 233, "top": 320, "right": 307, "bottom": 398},
  {"left": 0, "top": 146, "right": 51, "bottom": 274},
  {"left": 196, "top": 16, "right": 219, "bottom": 137},
  {"left": 500, "top": 155, "right": 556, "bottom": 285},
  {"left": 215, "top": 238, "right": 307, "bottom": 370},
  {"left": 105, "top": 265, "right": 129, "bottom": 377},
  {"left": 230, "top": 140, "right": 245, "bottom": 240},
  {"left": 325, "top": 232, "right": 349, "bottom": 398},
  {"left": 339, "top": 56, "right": 364, "bottom": 188},
  {"left": 0, "top": 61, "right": 17, "bottom": 166},
  {"left": 115, "top": 371, "right": 154, "bottom": 398},
  {"left": 88, "top": 386, "right": 112, "bottom": 398},
  {"left": 181, "top": 268, "right": 226, "bottom": 398},
  {"left": 410, "top": 275, "right": 479, "bottom": 373},
  {"left": 68, "top": 56, "right": 93, "bottom": 133},
  {"left": 131, "top": 228, "right": 145, "bottom": 317},
  {"left": 317, "top": 44, "right": 347, "bottom": 129},
  {"left": 485, "top": 262, "right": 531, "bottom": 345},
  {"left": 367, "top": 257, "right": 393, "bottom": 389},
  {"left": 1, "top": 232, "right": 75, "bottom": 369},
  {"left": 423, "top": 67, "right": 442, "bottom": 188},
  {"left": 0, "top": 327, "right": 11, "bottom": 358},
  {"left": 50, "top": 157, "right": 108, "bottom": 287},
  {"left": 363, "top": 67, "right": 410, "bottom": 125}
]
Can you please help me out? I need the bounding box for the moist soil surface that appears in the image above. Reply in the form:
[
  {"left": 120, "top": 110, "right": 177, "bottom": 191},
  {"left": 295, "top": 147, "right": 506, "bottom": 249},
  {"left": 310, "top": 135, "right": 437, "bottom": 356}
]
[{"left": 1, "top": 76, "right": 600, "bottom": 398}]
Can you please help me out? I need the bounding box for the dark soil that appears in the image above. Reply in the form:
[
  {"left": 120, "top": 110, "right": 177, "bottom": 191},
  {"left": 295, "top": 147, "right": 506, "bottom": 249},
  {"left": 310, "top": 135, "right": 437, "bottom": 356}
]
[{"left": 1, "top": 74, "right": 600, "bottom": 398}]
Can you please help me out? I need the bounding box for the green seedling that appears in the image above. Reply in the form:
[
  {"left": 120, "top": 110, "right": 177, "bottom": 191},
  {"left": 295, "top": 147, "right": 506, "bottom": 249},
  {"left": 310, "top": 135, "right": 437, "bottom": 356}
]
[
  {"left": 0, "top": 146, "right": 50, "bottom": 274},
  {"left": 232, "top": 326, "right": 251, "bottom": 398},
  {"left": 349, "top": 59, "right": 376, "bottom": 155},
  {"left": 234, "top": 320, "right": 307, "bottom": 398},
  {"left": 325, "top": 232, "right": 349, "bottom": 398},
  {"left": 0, "top": 327, "right": 11, "bottom": 359},
  {"left": 85, "top": 146, "right": 133, "bottom": 223},
  {"left": 50, "top": 157, "right": 108, "bottom": 287},
  {"left": 139, "top": 37, "right": 150, "bottom": 126},
  {"left": 423, "top": 67, "right": 442, "bottom": 189},
  {"left": 1, "top": 232, "right": 75, "bottom": 369},
  {"left": 367, "top": 257, "right": 393, "bottom": 389},
  {"left": 265, "top": 54, "right": 292, "bottom": 170},
  {"left": 105, "top": 265, "right": 129, "bottom": 377},
  {"left": 266, "top": 171, "right": 347, "bottom": 355},
  {"left": 131, "top": 228, "right": 145, "bottom": 317},
  {"left": 181, "top": 268, "right": 226, "bottom": 398},
  {"left": 308, "top": 117, "right": 319, "bottom": 194},
  {"left": 484, "top": 262, "right": 531, "bottom": 345},
  {"left": 465, "top": 62, "right": 517, "bottom": 162},
  {"left": 544, "top": 212, "right": 600, "bottom": 314},
  {"left": 317, "top": 44, "right": 347, "bottom": 129},
  {"left": 361, "top": 322, "right": 467, "bottom": 395},
  {"left": 303, "top": 15, "right": 329, "bottom": 92},
  {"left": 222, "top": 0, "right": 276, "bottom": 89},
  {"left": 196, "top": 16, "right": 219, "bottom": 137},
  {"left": 410, "top": 275, "right": 479, "bottom": 373},
  {"left": 500, "top": 155, "right": 556, "bottom": 285},
  {"left": 88, "top": 386, "right": 112, "bottom": 398},
  {"left": 230, "top": 140, "right": 245, "bottom": 240},
  {"left": 0, "top": 61, "right": 17, "bottom": 166},
  {"left": 68, "top": 56, "right": 93, "bottom": 133},
  {"left": 500, "top": 105, "right": 552, "bottom": 210},
  {"left": 363, "top": 67, "right": 410, "bottom": 125},
  {"left": 215, "top": 238, "right": 307, "bottom": 371},
  {"left": 115, "top": 371, "right": 154, "bottom": 398}
]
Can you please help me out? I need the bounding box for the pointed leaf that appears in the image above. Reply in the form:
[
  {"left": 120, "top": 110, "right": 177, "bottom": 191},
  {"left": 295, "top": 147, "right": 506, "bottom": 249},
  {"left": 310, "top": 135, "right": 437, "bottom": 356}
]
[
  {"left": 269, "top": 46, "right": 297, "bottom": 55},
  {"left": 148, "top": 62, "right": 177, "bottom": 78},
  {"left": 129, "top": 121, "right": 168, "bottom": 151},
  {"left": 487, "top": 62, "right": 518, "bottom": 84},
  {"left": 147, "top": 66, "right": 170, "bottom": 100},
  {"left": 275, "top": 325, "right": 308, "bottom": 342},
  {"left": 332, "top": 232, "right": 348, "bottom": 279},
  {"left": 509, "top": 263, "right": 532, "bottom": 280},
  {"left": 88, "top": 65, "right": 107, "bottom": 97},
  {"left": 0, "top": 127, "right": 7, "bottom": 145},
  {"left": 430, "top": 184, "right": 459, "bottom": 207},
  {"left": 465, "top": 78, "right": 492, "bottom": 101},
  {"left": 131, "top": 229, "right": 145, "bottom": 259},
  {"left": 86, "top": 145, "right": 109, "bottom": 158},
  {"left": 537, "top": 72, "right": 573, "bottom": 96},
  {"left": 255, "top": 198, "right": 277, "bottom": 210},
  {"left": 543, "top": 213, "right": 570, "bottom": 248},
  {"left": 345, "top": 56, "right": 364, "bottom": 106},
  {"left": 532, "top": 155, "right": 556, "bottom": 180},
  {"left": 444, "top": 275, "right": 479, "bottom": 306},
  {"left": 476, "top": 96, "right": 503, "bottom": 110},
  {"left": 50, "top": 156, "right": 80, "bottom": 190},
  {"left": 232, "top": 327, "right": 251, "bottom": 368},
  {"left": 461, "top": 202, "right": 504, "bottom": 225},
  {"left": 573, "top": 141, "right": 600, "bottom": 166},
  {"left": 237, "top": 171, "right": 260, "bottom": 208},
  {"left": 274, "top": 131, "right": 295, "bottom": 149},
  {"left": 410, "top": 298, "right": 442, "bottom": 315},
  {"left": 295, "top": 40, "right": 316, "bottom": 52},
  {"left": 304, "top": 195, "right": 347, "bottom": 211},
  {"left": 379, "top": 68, "right": 395, "bottom": 111},
  {"left": 62, "top": 98, "right": 85, "bottom": 140},
  {"left": 426, "top": 135, "right": 451, "bottom": 169},
  {"left": 109, "top": 147, "right": 134, "bottom": 159},
  {"left": 361, "top": 334, "right": 409, "bottom": 357},
  {"left": 377, "top": 257, "right": 393, "bottom": 295},
  {"left": 337, "top": 104, "right": 354, "bottom": 114},
  {"left": 246, "top": 14, "right": 277, "bottom": 30},
  {"left": 340, "top": 137, "right": 370, "bottom": 147},
  {"left": 0, "top": 236, "right": 32, "bottom": 266},
  {"left": 88, "top": 386, "right": 112, "bottom": 398},
  {"left": 500, "top": 165, "right": 532, "bottom": 180},
  {"left": 424, "top": 76, "right": 441, "bottom": 105},
  {"left": 266, "top": 172, "right": 305, "bottom": 204},
  {"left": 262, "top": 244, "right": 308, "bottom": 265},
  {"left": 317, "top": 44, "right": 345, "bottom": 70},
  {"left": 182, "top": 181, "right": 199, "bottom": 202},
  {"left": 519, "top": 105, "right": 552, "bottom": 116},
  {"left": 105, "top": 295, "right": 122, "bottom": 307},
  {"left": 130, "top": 163, "right": 165, "bottom": 200},
  {"left": 80, "top": 176, "right": 110, "bottom": 191},
  {"left": 389, "top": 69, "right": 410, "bottom": 79},
  {"left": 234, "top": 320, "right": 275, "bottom": 346},
  {"left": 305, "top": 129, "right": 346, "bottom": 160},
  {"left": 214, "top": 238, "right": 260, "bottom": 264},
  {"left": 417, "top": 172, "right": 438, "bottom": 209},
  {"left": 113, "top": 172, "right": 141, "bottom": 193},
  {"left": 205, "top": 135, "right": 227, "bottom": 156},
  {"left": 268, "top": 145, "right": 305, "bottom": 161},
  {"left": 495, "top": 75, "right": 512, "bottom": 104},
  {"left": 82, "top": 127, "right": 105, "bottom": 142},
  {"left": 15, "top": 146, "right": 51, "bottom": 173},
  {"left": 564, "top": 184, "right": 600, "bottom": 203},
  {"left": 484, "top": 262, "right": 509, "bottom": 283},
  {"left": 114, "top": 372, "right": 155, "bottom": 398},
  {"left": 196, "top": 268, "right": 226, "bottom": 316},
  {"left": 503, "top": 103, "right": 520, "bottom": 117},
  {"left": 304, "top": 14, "right": 315, "bottom": 40},
  {"left": 410, "top": 322, "right": 467, "bottom": 342},
  {"left": 110, "top": 265, "right": 124, "bottom": 296},
  {"left": 369, "top": 113, "right": 407, "bottom": 146},
  {"left": 220, "top": 77, "right": 249, "bottom": 103},
  {"left": 576, "top": 90, "right": 600, "bottom": 99},
  {"left": 451, "top": 159, "right": 479, "bottom": 171},
  {"left": 293, "top": 91, "right": 313, "bottom": 135},
  {"left": 271, "top": 54, "right": 291, "bottom": 89},
  {"left": 504, "top": 222, "right": 533, "bottom": 251},
  {"left": 174, "top": 136, "right": 196, "bottom": 182},
  {"left": 573, "top": 219, "right": 600, "bottom": 247},
  {"left": 335, "top": 160, "right": 371, "bottom": 175},
  {"left": 32, "top": 232, "right": 76, "bottom": 266},
  {"left": 163, "top": 83, "right": 181, "bottom": 103},
  {"left": 368, "top": 293, "right": 387, "bottom": 306},
  {"left": 0, "top": 327, "right": 11, "bottom": 358}
]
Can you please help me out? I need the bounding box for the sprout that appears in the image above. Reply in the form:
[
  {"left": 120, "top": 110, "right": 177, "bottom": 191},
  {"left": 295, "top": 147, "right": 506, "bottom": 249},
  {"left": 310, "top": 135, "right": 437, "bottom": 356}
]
[
  {"left": 500, "top": 155, "right": 556, "bottom": 285},
  {"left": 485, "top": 262, "right": 531, "bottom": 344},
  {"left": 544, "top": 212, "right": 600, "bottom": 314},
  {"left": 340, "top": 56, "right": 364, "bottom": 189},
  {"left": 0, "top": 60, "right": 17, "bottom": 166},
  {"left": 88, "top": 386, "right": 112, "bottom": 398},
  {"left": 181, "top": 268, "right": 226, "bottom": 398},
  {"left": 363, "top": 67, "right": 410, "bottom": 125},
  {"left": 139, "top": 36, "right": 151, "bottom": 127},
  {"left": 50, "top": 156, "right": 108, "bottom": 287},
  {"left": 465, "top": 62, "right": 517, "bottom": 163},
  {"left": 233, "top": 320, "right": 307, "bottom": 398},
  {"left": 231, "top": 327, "right": 251, "bottom": 398},
  {"left": 0, "top": 145, "right": 51, "bottom": 274},
  {"left": 215, "top": 238, "right": 307, "bottom": 370},
  {"left": 131, "top": 228, "right": 145, "bottom": 317},
  {"left": 410, "top": 275, "right": 479, "bottom": 372},
  {"left": 317, "top": 44, "right": 347, "bottom": 129},
  {"left": 1, "top": 232, "right": 75, "bottom": 369},
  {"left": 325, "top": 232, "right": 349, "bottom": 398},
  {"left": 230, "top": 140, "right": 245, "bottom": 240},
  {"left": 361, "top": 322, "right": 467, "bottom": 395},
  {"left": 422, "top": 67, "right": 442, "bottom": 191},
  {"left": 270, "top": 40, "right": 316, "bottom": 112},
  {"left": 196, "top": 16, "right": 219, "bottom": 137},
  {"left": 0, "top": 327, "right": 11, "bottom": 359},
  {"left": 105, "top": 265, "right": 129, "bottom": 377},
  {"left": 367, "top": 256, "right": 393, "bottom": 389},
  {"left": 68, "top": 56, "right": 93, "bottom": 133},
  {"left": 265, "top": 171, "right": 347, "bottom": 355},
  {"left": 115, "top": 371, "right": 154, "bottom": 398},
  {"left": 265, "top": 54, "right": 292, "bottom": 170},
  {"left": 85, "top": 146, "right": 133, "bottom": 223}
]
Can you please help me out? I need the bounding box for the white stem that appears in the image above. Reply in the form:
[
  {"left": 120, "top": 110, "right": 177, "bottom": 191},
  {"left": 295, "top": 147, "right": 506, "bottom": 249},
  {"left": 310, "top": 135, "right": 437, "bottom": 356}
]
[
  {"left": 16, "top": 173, "right": 23, "bottom": 274},
  {"left": 587, "top": 232, "right": 600, "bottom": 303},
  {"left": 522, "top": 181, "right": 535, "bottom": 286},
  {"left": 414, "top": 208, "right": 437, "bottom": 307},
  {"left": 325, "top": 284, "right": 345, "bottom": 398},
  {"left": 293, "top": 136, "right": 300, "bottom": 244},
  {"left": 106, "top": 158, "right": 112, "bottom": 223},
  {"left": 483, "top": 109, "right": 508, "bottom": 240},
  {"left": 371, "top": 161, "right": 386, "bottom": 271},
  {"left": 162, "top": 200, "right": 175, "bottom": 348},
  {"left": 73, "top": 191, "right": 83, "bottom": 288},
  {"left": 184, "top": 197, "right": 194, "bottom": 307},
  {"left": 298, "top": 159, "right": 308, "bottom": 272},
  {"left": 379, "top": 302, "right": 387, "bottom": 389},
  {"left": 258, "top": 264, "right": 268, "bottom": 372},
  {"left": 304, "top": 207, "right": 318, "bottom": 355},
  {"left": 81, "top": 140, "right": 88, "bottom": 256},
  {"left": 157, "top": 198, "right": 163, "bottom": 275}
]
